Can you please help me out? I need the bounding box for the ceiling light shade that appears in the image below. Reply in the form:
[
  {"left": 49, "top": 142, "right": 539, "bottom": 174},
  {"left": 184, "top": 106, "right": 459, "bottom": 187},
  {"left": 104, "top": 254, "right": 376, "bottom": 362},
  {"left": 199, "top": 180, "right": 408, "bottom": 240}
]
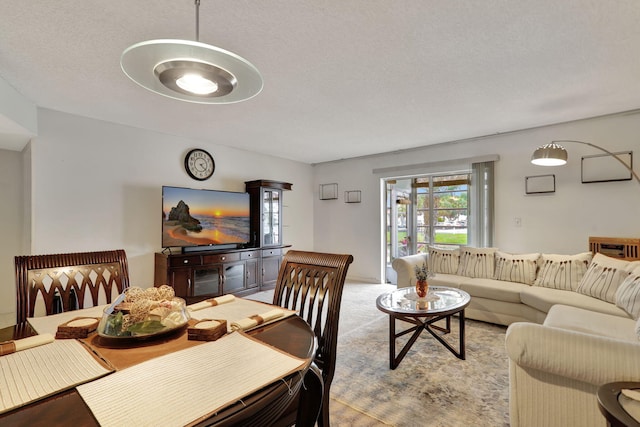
[
  {"left": 121, "top": 40, "right": 262, "bottom": 104},
  {"left": 120, "top": 1, "right": 262, "bottom": 104},
  {"left": 531, "top": 143, "right": 568, "bottom": 166}
]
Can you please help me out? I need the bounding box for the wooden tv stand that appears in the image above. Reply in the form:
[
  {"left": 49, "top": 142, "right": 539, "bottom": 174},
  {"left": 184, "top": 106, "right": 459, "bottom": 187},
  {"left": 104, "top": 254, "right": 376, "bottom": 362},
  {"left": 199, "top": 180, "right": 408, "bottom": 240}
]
[
  {"left": 154, "top": 246, "right": 288, "bottom": 304},
  {"left": 156, "top": 179, "right": 293, "bottom": 303}
]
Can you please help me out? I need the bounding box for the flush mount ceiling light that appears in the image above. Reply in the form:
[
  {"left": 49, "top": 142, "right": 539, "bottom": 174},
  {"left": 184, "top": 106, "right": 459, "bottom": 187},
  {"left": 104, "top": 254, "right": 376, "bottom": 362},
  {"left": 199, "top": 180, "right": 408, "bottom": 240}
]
[{"left": 120, "top": 0, "right": 262, "bottom": 104}]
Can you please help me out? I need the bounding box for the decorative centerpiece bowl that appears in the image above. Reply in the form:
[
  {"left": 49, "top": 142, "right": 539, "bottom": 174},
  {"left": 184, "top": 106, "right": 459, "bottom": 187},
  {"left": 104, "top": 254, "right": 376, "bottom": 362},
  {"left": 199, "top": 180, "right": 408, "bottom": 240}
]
[{"left": 97, "top": 285, "right": 190, "bottom": 338}]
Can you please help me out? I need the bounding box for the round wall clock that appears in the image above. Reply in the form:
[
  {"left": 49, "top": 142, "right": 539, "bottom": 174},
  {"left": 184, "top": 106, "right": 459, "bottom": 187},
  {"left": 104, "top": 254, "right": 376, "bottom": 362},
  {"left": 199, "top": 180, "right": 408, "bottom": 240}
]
[{"left": 184, "top": 148, "right": 215, "bottom": 181}]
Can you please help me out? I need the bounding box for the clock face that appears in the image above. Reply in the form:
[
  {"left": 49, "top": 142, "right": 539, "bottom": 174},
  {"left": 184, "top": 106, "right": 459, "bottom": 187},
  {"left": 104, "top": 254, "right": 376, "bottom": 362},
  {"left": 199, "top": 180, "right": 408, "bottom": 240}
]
[{"left": 185, "top": 149, "right": 215, "bottom": 181}]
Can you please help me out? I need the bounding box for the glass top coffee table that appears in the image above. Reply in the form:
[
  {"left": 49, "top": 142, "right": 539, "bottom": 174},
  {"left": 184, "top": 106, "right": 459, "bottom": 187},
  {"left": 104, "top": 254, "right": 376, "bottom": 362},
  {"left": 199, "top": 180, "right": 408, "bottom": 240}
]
[{"left": 376, "top": 286, "right": 471, "bottom": 369}]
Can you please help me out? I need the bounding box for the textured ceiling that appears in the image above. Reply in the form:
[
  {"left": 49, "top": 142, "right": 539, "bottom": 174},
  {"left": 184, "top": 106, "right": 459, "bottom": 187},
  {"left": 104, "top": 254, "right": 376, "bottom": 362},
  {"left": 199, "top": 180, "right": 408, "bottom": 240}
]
[{"left": 1, "top": 1, "right": 640, "bottom": 164}]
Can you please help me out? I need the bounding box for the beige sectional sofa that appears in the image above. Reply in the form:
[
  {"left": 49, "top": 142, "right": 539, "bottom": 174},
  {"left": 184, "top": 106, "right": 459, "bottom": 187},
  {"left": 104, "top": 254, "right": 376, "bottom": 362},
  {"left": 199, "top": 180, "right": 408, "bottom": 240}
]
[{"left": 391, "top": 246, "right": 640, "bottom": 427}]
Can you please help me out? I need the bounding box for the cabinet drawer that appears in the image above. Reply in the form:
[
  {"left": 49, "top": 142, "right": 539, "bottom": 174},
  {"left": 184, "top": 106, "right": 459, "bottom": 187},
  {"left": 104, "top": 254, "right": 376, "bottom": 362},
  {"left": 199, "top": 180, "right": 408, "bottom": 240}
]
[
  {"left": 202, "top": 252, "right": 240, "bottom": 264},
  {"left": 261, "top": 248, "right": 282, "bottom": 257},
  {"left": 241, "top": 250, "right": 260, "bottom": 260},
  {"left": 169, "top": 255, "right": 202, "bottom": 267}
]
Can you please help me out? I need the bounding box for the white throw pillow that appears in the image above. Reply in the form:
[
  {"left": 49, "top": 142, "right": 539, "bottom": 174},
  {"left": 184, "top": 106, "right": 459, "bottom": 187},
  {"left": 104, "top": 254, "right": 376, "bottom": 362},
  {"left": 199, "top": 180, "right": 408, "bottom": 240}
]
[
  {"left": 428, "top": 246, "right": 460, "bottom": 274},
  {"left": 534, "top": 252, "right": 592, "bottom": 291},
  {"left": 456, "top": 247, "right": 497, "bottom": 279},
  {"left": 615, "top": 266, "right": 640, "bottom": 318},
  {"left": 577, "top": 253, "right": 640, "bottom": 303},
  {"left": 493, "top": 251, "right": 540, "bottom": 285}
]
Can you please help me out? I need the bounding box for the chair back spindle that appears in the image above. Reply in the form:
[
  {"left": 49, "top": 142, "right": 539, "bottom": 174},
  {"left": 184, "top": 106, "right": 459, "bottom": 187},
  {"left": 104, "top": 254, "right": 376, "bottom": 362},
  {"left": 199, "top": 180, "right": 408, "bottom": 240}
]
[{"left": 15, "top": 249, "right": 130, "bottom": 324}]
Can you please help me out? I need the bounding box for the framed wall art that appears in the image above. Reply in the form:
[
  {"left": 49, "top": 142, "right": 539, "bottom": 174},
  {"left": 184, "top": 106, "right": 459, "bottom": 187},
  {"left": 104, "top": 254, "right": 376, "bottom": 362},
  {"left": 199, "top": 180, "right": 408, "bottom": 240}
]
[
  {"left": 319, "top": 183, "right": 338, "bottom": 200},
  {"left": 344, "top": 190, "right": 361, "bottom": 203},
  {"left": 581, "top": 151, "right": 633, "bottom": 183},
  {"left": 525, "top": 174, "right": 555, "bottom": 194}
]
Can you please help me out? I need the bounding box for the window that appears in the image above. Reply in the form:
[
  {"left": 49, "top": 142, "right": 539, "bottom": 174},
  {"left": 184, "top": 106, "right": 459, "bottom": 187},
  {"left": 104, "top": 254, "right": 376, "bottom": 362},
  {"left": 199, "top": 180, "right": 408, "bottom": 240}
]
[
  {"left": 415, "top": 174, "right": 469, "bottom": 252},
  {"left": 384, "top": 162, "right": 493, "bottom": 282}
]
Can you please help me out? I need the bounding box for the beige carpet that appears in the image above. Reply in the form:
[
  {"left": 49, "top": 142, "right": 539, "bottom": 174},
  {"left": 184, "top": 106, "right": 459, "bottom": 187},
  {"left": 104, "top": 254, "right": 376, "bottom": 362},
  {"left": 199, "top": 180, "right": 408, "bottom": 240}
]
[{"left": 248, "top": 281, "right": 510, "bottom": 426}]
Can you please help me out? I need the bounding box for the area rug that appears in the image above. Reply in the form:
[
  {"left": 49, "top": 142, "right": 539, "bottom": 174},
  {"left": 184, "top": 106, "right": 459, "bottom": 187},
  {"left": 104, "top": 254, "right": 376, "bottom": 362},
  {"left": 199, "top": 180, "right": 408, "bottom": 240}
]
[
  {"left": 247, "top": 282, "right": 510, "bottom": 426},
  {"left": 330, "top": 283, "right": 510, "bottom": 427}
]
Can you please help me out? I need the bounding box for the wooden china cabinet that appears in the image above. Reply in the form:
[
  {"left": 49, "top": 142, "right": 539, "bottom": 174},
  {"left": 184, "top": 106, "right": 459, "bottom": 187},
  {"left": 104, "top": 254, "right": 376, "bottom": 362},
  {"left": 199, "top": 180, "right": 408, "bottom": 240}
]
[
  {"left": 245, "top": 179, "right": 293, "bottom": 289},
  {"left": 154, "top": 180, "right": 292, "bottom": 303}
]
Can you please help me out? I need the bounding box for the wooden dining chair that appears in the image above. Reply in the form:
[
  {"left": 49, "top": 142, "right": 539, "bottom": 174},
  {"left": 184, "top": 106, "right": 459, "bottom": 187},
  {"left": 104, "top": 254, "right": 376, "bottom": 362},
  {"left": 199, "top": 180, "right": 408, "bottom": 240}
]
[
  {"left": 271, "top": 250, "right": 354, "bottom": 427},
  {"left": 15, "top": 249, "right": 130, "bottom": 324}
]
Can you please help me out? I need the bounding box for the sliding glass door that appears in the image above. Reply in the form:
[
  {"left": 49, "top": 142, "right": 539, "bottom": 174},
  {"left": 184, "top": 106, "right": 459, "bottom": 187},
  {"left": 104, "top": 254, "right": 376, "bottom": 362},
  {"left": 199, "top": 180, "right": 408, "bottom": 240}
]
[
  {"left": 385, "top": 174, "right": 470, "bottom": 283},
  {"left": 385, "top": 179, "right": 414, "bottom": 263}
]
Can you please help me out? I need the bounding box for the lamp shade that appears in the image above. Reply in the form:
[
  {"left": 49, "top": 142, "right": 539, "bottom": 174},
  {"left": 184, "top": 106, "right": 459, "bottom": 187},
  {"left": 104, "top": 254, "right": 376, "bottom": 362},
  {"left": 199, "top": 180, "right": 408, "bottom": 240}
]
[
  {"left": 531, "top": 143, "right": 568, "bottom": 166},
  {"left": 121, "top": 39, "right": 263, "bottom": 104}
]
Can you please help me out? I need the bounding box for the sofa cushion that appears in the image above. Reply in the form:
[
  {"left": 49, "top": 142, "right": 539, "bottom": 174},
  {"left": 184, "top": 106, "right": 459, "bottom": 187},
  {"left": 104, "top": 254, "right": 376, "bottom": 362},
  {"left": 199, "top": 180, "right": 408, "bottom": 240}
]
[
  {"left": 520, "top": 285, "right": 629, "bottom": 317},
  {"left": 615, "top": 265, "right": 640, "bottom": 319},
  {"left": 458, "top": 277, "right": 527, "bottom": 303},
  {"left": 533, "top": 252, "right": 592, "bottom": 291},
  {"left": 466, "top": 297, "right": 546, "bottom": 325},
  {"left": 456, "top": 247, "right": 497, "bottom": 279},
  {"left": 428, "top": 246, "right": 460, "bottom": 274},
  {"left": 576, "top": 253, "right": 640, "bottom": 303},
  {"left": 428, "top": 273, "right": 464, "bottom": 289},
  {"left": 544, "top": 304, "right": 637, "bottom": 342},
  {"left": 493, "top": 251, "right": 540, "bottom": 285}
]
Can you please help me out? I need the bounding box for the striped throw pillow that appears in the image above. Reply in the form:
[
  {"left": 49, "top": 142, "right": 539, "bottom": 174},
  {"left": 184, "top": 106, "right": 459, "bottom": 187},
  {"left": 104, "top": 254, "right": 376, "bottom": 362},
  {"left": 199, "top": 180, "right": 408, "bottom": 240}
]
[
  {"left": 428, "top": 246, "right": 460, "bottom": 274},
  {"left": 456, "top": 247, "right": 497, "bottom": 279},
  {"left": 493, "top": 251, "right": 540, "bottom": 285},
  {"left": 577, "top": 253, "right": 640, "bottom": 303},
  {"left": 616, "top": 266, "right": 640, "bottom": 319},
  {"left": 534, "top": 252, "right": 592, "bottom": 291}
]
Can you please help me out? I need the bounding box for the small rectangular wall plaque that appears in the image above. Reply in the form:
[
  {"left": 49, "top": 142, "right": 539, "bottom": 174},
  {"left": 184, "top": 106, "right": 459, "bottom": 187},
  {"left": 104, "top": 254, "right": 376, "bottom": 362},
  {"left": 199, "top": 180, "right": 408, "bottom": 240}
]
[
  {"left": 344, "top": 191, "right": 361, "bottom": 203},
  {"left": 319, "top": 183, "right": 338, "bottom": 200},
  {"left": 525, "top": 174, "right": 555, "bottom": 194},
  {"left": 581, "top": 151, "right": 633, "bottom": 183}
]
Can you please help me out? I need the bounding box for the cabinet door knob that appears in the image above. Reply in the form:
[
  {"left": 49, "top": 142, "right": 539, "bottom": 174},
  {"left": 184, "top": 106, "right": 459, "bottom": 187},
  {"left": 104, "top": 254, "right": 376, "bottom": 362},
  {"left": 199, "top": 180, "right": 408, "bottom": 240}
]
[
  {"left": 221, "top": 256, "right": 226, "bottom": 261},
  {"left": 183, "top": 259, "right": 189, "bottom": 264}
]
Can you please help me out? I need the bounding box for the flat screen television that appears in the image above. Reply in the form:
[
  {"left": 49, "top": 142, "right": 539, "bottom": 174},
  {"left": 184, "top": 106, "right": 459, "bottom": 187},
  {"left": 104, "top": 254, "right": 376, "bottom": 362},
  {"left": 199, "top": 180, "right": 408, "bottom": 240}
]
[{"left": 162, "top": 186, "right": 251, "bottom": 249}]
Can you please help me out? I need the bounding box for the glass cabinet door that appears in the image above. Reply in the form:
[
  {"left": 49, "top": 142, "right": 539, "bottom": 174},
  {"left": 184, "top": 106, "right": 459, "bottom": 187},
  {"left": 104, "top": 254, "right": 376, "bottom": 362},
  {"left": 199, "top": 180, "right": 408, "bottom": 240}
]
[
  {"left": 245, "top": 179, "right": 291, "bottom": 250},
  {"left": 262, "top": 189, "right": 281, "bottom": 246},
  {"left": 192, "top": 267, "right": 222, "bottom": 297}
]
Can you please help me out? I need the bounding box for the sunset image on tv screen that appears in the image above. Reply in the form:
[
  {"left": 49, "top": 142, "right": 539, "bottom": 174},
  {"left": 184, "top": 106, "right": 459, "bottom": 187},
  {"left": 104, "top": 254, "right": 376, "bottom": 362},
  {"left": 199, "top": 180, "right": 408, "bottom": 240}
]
[{"left": 162, "top": 187, "right": 251, "bottom": 247}]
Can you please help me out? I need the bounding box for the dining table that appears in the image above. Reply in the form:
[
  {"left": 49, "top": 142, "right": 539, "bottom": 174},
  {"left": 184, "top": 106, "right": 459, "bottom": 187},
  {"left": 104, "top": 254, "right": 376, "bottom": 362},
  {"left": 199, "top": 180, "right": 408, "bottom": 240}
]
[{"left": 0, "top": 296, "right": 318, "bottom": 427}]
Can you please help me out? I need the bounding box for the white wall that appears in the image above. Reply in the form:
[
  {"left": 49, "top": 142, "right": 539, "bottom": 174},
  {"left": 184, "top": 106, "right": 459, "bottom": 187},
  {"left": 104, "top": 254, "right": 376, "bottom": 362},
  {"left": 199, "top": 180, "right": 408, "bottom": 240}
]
[
  {"left": 2, "top": 107, "right": 639, "bottom": 325},
  {"left": 0, "top": 149, "right": 26, "bottom": 326},
  {"left": 0, "top": 76, "right": 37, "bottom": 134},
  {"left": 313, "top": 111, "right": 640, "bottom": 283},
  {"left": 0, "top": 108, "right": 314, "bottom": 327},
  {"left": 0, "top": 75, "right": 37, "bottom": 151}
]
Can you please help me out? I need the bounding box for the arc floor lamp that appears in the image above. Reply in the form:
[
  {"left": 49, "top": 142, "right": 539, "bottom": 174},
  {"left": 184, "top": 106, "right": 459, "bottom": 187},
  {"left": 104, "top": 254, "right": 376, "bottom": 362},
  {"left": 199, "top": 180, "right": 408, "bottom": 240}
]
[{"left": 531, "top": 140, "right": 640, "bottom": 185}]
